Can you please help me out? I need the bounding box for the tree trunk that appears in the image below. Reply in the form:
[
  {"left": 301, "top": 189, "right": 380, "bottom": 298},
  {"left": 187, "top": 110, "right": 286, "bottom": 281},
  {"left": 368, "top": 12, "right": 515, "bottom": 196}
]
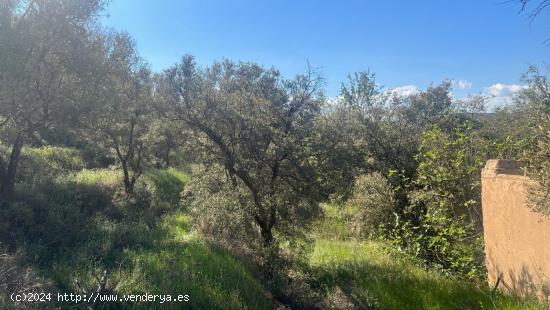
[
  {"left": 0, "top": 138, "right": 23, "bottom": 201},
  {"left": 121, "top": 161, "right": 134, "bottom": 195},
  {"left": 163, "top": 144, "right": 171, "bottom": 168},
  {"left": 257, "top": 216, "right": 277, "bottom": 279},
  {"left": 260, "top": 223, "right": 274, "bottom": 247}
]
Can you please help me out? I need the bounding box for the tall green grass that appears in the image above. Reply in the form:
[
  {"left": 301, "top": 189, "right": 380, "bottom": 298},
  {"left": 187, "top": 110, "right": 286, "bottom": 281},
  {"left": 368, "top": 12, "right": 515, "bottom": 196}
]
[
  {"left": 64, "top": 168, "right": 120, "bottom": 187},
  {"left": 145, "top": 168, "right": 190, "bottom": 205},
  {"left": 5, "top": 146, "right": 546, "bottom": 309},
  {"left": 306, "top": 204, "right": 546, "bottom": 309},
  {"left": 7, "top": 159, "right": 274, "bottom": 309},
  {"left": 23, "top": 146, "right": 87, "bottom": 170},
  {"left": 116, "top": 212, "right": 274, "bottom": 309}
]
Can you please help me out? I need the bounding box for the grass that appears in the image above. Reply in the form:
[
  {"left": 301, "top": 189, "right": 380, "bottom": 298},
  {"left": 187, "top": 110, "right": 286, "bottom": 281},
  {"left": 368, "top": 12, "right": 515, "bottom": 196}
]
[
  {"left": 21, "top": 208, "right": 275, "bottom": 309},
  {"left": 8, "top": 160, "right": 274, "bottom": 309},
  {"left": 117, "top": 212, "right": 274, "bottom": 309},
  {"left": 145, "top": 168, "right": 190, "bottom": 205},
  {"left": 65, "top": 168, "right": 121, "bottom": 187},
  {"left": 306, "top": 204, "right": 546, "bottom": 309},
  {"left": 22, "top": 146, "right": 87, "bottom": 171},
  {"left": 2, "top": 146, "right": 547, "bottom": 309}
]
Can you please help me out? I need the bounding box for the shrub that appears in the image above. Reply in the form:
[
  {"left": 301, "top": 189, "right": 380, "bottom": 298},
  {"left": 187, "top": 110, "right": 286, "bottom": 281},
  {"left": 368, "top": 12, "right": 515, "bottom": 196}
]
[
  {"left": 387, "top": 124, "right": 486, "bottom": 278},
  {"left": 184, "top": 165, "right": 260, "bottom": 253},
  {"left": 344, "top": 172, "right": 395, "bottom": 238}
]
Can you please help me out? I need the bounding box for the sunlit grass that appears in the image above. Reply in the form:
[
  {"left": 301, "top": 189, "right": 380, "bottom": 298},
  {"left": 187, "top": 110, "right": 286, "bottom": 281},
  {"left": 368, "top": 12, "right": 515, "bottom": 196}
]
[
  {"left": 63, "top": 168, "right": 121, "bottom": 187},
  {"left": 307, "top": 204, "right": 546, "bottom": 309},
  {"left": 28, "top": 166, "right": 274, "bottom": 309},
  {"left": 10, "top": 160, "right": 546, "bottom": 309},
  {"left": 22, "top": 145, "right": 87, "bottom": 171},
  {"left": 118, "top": 210, "right": 274, "bottom": 309}
]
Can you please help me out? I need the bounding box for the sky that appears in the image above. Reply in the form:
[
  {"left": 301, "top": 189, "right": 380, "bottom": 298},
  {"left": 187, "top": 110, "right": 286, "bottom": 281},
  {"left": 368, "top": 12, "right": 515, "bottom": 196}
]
[{"left": 101, "top": 0, "right": 550, "bottom": 110}]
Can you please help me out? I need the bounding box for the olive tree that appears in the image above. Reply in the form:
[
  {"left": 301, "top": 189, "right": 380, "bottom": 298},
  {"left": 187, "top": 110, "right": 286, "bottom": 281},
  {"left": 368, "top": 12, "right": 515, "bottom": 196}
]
[
  {"left": 89, "top": 32, "right": 153, "bottom": 195},
  {"left": 0, "top": 0, "right": 104, "bottom": 201},
  {"left": 158, "top": 56, "right": 325, "bottom": 252},
  {"left": 329, "top": 72, "right": 455, "bottom": 205}
]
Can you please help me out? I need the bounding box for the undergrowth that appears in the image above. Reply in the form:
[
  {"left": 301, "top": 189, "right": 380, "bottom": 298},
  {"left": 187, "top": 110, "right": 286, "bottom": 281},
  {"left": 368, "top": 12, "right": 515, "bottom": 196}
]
[
  {"left": 0, "top": 146, "right": 547, "bottom": 309},
  {"left": 304, "top": 204, "right": 546, "bottom": 309}
]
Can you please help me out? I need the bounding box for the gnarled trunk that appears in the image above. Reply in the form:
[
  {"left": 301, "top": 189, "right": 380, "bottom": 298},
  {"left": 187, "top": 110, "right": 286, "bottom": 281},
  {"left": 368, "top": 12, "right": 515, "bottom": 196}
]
[
  {"left": 255, "top": 204, "right": 278, "bottom": 279},
  {"left": 0, "top": 138, "right": 23, "bottom": 203},
  {"left": 259, "top": 221, "right": 274, "bottom": 247},
  {"left": 121, "top": 160, "right": 135, "bottom": 195}
]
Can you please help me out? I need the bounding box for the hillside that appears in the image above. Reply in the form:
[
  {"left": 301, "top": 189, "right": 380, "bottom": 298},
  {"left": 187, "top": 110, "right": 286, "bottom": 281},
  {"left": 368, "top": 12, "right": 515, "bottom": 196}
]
[{"left": 1, "top": 154, "right": 544, "bottom": 309}]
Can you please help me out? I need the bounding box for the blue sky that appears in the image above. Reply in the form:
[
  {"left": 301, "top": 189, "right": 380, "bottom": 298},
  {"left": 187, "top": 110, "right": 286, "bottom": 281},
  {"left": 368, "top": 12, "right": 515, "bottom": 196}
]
[{"left": 102, "top": 0, "right": 550, "bottom": 109}]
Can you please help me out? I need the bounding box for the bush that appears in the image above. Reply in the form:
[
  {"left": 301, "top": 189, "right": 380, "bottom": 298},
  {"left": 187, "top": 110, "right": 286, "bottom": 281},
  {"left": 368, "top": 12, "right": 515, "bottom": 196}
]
[
  {"left": 387, "top": 124, "right": 486, "bottom": 278},
  {"left": 344, "top": 172, "right": 395, "bottom": 238},
  {"left": 184, "top": 165, "right": 260, "bottom": 253}
]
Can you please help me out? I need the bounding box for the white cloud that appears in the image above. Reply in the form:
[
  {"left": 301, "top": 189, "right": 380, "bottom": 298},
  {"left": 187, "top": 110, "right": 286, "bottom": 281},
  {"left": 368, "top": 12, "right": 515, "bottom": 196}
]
[
  {"left": 485, "top": 83, "right": 526, "bottom": 97},
  {"left": 388, "top": 85, "right": 419, "bottom": 97},
  {"left": 456, "top": 80, "right": 472, "bottom": 89},
  {"left": 483, "top": 83, "right": 527, "bottom": 111}
]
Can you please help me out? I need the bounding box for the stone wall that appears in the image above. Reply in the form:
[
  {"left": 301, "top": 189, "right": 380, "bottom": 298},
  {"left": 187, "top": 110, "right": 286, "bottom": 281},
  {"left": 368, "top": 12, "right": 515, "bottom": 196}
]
[{"left": 481, "top": 159, "right": 550, "bottom": 298}]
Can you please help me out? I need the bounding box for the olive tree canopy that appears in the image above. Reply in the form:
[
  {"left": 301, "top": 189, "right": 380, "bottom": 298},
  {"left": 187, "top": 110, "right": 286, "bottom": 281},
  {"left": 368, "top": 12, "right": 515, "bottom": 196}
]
[{"left": 158, "top": 56, "right": 325, "bottom": 249}]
